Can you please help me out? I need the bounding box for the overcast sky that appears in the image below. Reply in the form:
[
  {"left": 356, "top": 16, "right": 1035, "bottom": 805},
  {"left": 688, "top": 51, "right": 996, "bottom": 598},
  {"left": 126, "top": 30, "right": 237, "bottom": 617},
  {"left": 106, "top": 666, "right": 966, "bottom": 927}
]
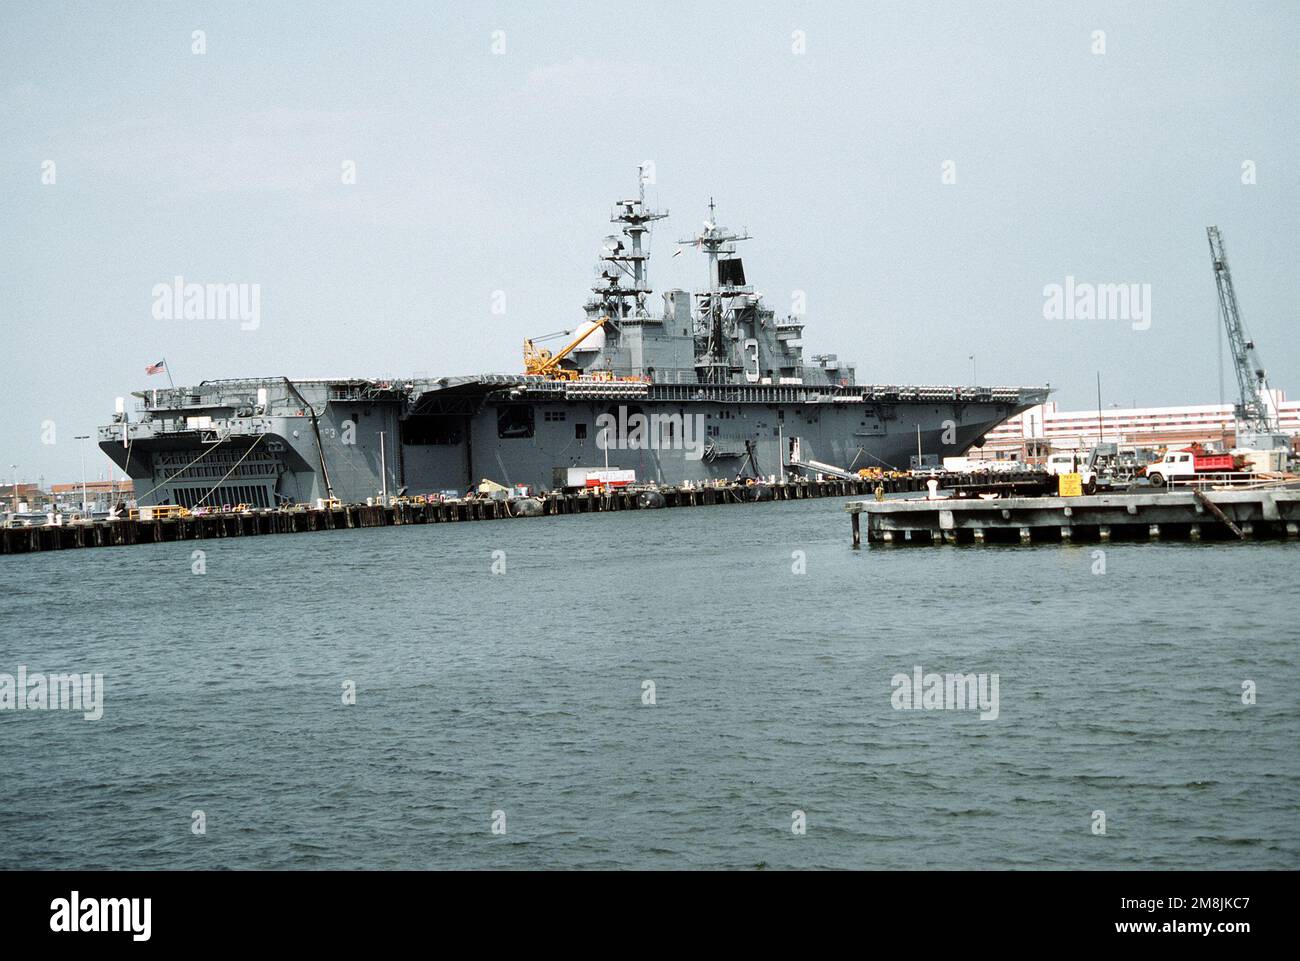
[{"left": 2, "top": 1, "right": 1297, "bottom": 484}]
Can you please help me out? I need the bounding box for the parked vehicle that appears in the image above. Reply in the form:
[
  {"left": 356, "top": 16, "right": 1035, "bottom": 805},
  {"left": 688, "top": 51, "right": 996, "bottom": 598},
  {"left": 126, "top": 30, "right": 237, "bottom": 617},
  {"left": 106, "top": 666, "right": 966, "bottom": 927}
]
[
  {"left": 1084, "top": 443, "right": 1159, "bottom": 485},
  {"left": 1143, "top": 445, "right": 1247, "bottom": 486},
  {"left": 1044, "top": 452, "right": 1099, "bottom": 494},
  {"left": 552, "top": 467, "right": 637, "bottom": 491}
]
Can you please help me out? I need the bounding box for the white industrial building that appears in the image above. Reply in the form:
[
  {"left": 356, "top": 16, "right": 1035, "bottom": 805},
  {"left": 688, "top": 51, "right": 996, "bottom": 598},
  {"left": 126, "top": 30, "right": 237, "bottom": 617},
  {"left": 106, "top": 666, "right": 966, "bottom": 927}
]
[{"left": 973, "top": 388, "right": 1298, "bottom": 458}]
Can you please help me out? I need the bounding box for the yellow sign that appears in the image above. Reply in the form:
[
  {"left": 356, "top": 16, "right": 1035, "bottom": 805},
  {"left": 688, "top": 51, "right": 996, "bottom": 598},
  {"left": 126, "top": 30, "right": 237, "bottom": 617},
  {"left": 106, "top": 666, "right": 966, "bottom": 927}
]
[{"left": 1058, "top": 473, "right": 1083, "bottom": 497}]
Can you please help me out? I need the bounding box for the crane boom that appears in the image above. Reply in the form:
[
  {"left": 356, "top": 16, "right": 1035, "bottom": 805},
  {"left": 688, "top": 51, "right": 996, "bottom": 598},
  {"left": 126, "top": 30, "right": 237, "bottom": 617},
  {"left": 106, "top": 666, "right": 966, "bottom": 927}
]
[
  {"left": 522, "top": 316, "right": 609, "bottom": 378},
  {"left": 1206, "top": 226, "right": 1279, "bottom": 442}
]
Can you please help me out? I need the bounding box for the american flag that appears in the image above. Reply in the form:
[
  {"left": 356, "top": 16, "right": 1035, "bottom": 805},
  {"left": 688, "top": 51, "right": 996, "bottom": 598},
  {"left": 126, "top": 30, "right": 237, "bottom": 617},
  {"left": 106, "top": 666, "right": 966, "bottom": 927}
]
[{"left": 145, "top": 359, "right": 166, "bottom": 376}]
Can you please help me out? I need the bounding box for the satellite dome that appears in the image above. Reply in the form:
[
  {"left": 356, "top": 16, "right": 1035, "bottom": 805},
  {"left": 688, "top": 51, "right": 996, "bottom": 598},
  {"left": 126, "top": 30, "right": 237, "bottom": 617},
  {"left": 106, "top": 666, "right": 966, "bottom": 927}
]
[{"left": 571, "top": 318, "right": 606, "bottom": 352}]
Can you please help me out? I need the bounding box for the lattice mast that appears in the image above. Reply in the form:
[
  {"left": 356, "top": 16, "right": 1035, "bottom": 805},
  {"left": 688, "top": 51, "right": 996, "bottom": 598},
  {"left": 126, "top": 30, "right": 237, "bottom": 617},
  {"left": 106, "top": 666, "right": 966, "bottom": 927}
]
[
  {"left": 679, "top": 199, "right": 751, "bottom": 384},
  {"left": 1207, "top": 226, "right": 1280, "bottom": 442},
  {"left": 589, "top": 165, "right": 668, "bottom": 324}
]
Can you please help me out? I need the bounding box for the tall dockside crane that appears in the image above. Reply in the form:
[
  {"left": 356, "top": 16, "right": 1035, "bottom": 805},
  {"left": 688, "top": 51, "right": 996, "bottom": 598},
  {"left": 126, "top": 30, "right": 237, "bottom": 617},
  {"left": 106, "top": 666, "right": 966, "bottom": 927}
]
[{"left": 1206, "top": 226, "right": 1288, "bottom": 450}]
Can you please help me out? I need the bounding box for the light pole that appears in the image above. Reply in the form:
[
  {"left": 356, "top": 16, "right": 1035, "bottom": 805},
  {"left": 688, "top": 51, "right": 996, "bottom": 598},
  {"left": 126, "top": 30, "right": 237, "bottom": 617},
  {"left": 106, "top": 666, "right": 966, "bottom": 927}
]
[
  {"left": 969, "top": 354, "right": 976, "bottom": 386},
  {"left": 74, "top": 435, "right": 90, "bottom": 512}
]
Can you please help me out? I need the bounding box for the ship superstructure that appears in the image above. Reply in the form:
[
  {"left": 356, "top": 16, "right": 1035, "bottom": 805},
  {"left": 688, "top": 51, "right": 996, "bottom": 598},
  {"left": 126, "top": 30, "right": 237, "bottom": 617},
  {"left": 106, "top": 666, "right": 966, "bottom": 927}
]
[{"left": 99, "top": 170, "right": 1049, "bottom": 505}]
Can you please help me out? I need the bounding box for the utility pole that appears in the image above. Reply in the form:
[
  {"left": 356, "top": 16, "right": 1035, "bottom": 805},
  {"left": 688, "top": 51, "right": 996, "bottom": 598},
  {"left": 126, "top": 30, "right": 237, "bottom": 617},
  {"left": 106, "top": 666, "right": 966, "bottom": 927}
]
[
  {"left": 75, "top": 435, "right": 90, "bottom": 512},
  {"left": 1216, "top": 309, "right": 1224, "bottom": 406},
  {"left": 1095, "top": 374, "right": 1104, "bottom": 447}
]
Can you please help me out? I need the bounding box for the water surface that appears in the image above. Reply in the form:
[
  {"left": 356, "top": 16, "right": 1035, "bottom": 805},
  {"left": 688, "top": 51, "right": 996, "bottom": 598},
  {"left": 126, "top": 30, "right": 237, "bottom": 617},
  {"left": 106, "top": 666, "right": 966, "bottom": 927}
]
[{"left": 1, "top": 497, "right": 1296, "bottom": 869}]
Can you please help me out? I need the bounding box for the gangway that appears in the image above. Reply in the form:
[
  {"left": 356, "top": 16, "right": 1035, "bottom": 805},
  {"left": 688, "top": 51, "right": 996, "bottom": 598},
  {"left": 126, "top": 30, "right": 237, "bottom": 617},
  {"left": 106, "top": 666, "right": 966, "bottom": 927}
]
[{"left": 788, "top": 458, "right": 862, "bottom": 481}]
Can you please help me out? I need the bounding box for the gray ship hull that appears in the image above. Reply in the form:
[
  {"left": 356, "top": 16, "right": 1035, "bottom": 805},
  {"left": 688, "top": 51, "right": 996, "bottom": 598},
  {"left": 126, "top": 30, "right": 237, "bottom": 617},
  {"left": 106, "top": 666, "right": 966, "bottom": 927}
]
[{"left": 99, "top": 377, "right": 1046, "bottom": 506}]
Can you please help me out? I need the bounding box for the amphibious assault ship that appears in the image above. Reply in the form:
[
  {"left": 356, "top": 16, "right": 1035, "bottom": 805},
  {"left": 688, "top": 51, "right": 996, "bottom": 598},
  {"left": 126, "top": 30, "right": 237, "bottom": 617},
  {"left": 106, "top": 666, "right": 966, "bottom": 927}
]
[{"left": 98, "top": 170, "right": 1049, "bottom": 507}]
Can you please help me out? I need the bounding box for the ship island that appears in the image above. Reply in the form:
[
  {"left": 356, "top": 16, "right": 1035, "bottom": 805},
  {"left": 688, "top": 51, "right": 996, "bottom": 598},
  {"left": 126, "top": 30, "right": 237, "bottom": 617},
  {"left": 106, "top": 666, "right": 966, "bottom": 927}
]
[{"left": 97, "top": 170, "right": 1049, "bottom": 509}]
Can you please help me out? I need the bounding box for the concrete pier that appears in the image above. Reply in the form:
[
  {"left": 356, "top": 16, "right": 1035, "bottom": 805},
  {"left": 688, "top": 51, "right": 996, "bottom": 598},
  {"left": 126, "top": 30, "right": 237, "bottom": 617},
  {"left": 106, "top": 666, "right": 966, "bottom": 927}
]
[{"left": 846, "top": 489, "right": 1300, "bottom": 546}]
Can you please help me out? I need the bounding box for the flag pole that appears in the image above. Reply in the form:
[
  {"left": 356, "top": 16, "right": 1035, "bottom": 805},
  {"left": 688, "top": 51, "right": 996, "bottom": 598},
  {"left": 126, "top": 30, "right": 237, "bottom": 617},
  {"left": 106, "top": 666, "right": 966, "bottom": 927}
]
[{"left": 164, "top": 358, "right": 175, "bottom": 389}]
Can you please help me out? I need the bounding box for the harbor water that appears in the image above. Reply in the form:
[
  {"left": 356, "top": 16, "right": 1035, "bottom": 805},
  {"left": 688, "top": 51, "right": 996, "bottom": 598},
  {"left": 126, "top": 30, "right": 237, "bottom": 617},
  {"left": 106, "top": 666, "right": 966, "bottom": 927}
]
[{"left": 1, "top": 497, "right": 1296, "bottom": 869}]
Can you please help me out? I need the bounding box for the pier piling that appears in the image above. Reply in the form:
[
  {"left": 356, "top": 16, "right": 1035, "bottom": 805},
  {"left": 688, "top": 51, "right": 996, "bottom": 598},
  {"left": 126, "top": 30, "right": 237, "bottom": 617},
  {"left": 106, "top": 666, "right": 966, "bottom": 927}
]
[{"left": 3, "top": 476, "right": 886, "bottom": 555}]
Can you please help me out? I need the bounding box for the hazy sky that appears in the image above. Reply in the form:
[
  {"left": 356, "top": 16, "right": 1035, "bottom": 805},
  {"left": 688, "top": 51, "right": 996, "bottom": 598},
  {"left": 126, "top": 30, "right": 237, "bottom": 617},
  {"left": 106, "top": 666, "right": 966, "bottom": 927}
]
[{"left": 2, "top": 1, "right": 1297, "bottom": 483}]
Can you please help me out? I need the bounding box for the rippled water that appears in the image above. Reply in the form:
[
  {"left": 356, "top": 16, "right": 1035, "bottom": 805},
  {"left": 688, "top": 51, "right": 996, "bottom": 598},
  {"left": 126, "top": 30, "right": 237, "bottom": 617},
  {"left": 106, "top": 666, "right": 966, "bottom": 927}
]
[{"left": 1, "top": 497, "right": 1297, "bottom": 869}]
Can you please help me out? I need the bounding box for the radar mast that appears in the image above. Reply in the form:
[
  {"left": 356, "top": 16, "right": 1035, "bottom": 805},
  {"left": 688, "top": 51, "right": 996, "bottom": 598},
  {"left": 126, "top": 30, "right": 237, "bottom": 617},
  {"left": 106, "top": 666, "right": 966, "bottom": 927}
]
[
  {"left": 587, "top": 165, "right": 668, "bottom": 326},
  {"left": 678, "top": 200, "right": 752, "bottom": 384}
]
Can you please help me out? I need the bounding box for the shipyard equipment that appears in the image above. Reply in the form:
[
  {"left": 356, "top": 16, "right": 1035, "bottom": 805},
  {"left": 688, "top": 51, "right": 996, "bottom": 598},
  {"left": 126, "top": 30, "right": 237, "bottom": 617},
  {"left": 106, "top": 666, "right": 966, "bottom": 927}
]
[
  {"left": 523, "top": 317, "right": 609, "bottom": 379},
  {"left": 1207, "top": 226, "right": 1288, "bottom": 450}
]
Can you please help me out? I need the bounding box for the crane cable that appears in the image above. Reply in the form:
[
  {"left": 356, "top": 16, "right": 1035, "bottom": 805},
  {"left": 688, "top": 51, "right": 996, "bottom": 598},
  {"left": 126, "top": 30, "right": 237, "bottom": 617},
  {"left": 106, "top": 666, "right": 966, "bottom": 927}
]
[
  {"left": 193, "top": 434, "right": 267, "bottom": 509},
  {"left": 851, "top": 445, "right": 902, "bottom": 472},
  {"left": 135, "top": 436, "right": 229, "bottom": 502}
]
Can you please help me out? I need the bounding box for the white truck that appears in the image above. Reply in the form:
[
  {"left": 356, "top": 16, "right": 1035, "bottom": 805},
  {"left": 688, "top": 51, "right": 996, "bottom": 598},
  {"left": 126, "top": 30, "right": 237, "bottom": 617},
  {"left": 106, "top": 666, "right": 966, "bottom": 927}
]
[
  {"left": 1043, "top": 452, "right": 1098, "bottom": 493},
  {"left": 1142, "top": 448, "right": 1239, "bottom": 486},
  {"left": 552, "top": 467, "right": 636, "bottom": 491}
]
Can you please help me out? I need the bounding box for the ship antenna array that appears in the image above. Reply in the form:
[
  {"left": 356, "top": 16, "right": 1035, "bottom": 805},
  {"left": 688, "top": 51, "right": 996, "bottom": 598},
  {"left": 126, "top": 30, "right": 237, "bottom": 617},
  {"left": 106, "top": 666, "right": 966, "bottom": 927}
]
[
  {"left": 592, "top": 165, "right": 669, "bottom": 321},
  {"left": 677, "top": 197, "right": 752, "bottom": 383}
]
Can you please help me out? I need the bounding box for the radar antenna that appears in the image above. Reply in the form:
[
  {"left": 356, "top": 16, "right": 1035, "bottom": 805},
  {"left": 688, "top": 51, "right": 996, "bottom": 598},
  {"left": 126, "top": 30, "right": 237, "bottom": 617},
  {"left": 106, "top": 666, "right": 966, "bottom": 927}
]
[
  {"left": 678, "top": 199, "right": 752, "bottom": 383},
  {"left": 588, "top": 165, "right": 668, "bottom": 324}
]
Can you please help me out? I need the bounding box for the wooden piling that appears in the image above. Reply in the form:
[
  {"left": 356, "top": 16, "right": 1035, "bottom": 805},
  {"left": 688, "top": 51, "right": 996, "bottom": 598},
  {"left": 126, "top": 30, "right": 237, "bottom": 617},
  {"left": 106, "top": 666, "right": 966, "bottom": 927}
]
[{"left": 1, "top": 476, "right": 885, "bottom": 555}]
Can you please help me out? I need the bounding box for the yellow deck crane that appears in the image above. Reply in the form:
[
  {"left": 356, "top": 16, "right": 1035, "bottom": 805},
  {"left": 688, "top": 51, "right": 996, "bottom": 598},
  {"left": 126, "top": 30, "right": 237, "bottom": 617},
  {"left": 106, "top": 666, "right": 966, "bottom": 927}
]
[{"left": 522, "top": 316, "right": 609, "bottom": 380}]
